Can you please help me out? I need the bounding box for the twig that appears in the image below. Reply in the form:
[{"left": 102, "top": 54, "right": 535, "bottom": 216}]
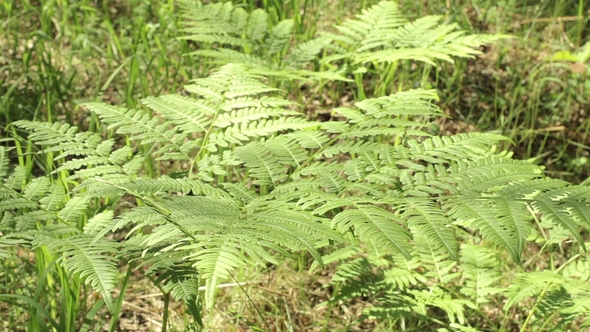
[{"left": 516, "top": 15, "right": 583, "bottom": 25}]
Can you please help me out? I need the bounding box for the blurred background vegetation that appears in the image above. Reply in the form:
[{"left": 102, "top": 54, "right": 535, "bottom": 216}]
[{"left": 1, "top": 0, "right": 589, "bottom": 330}]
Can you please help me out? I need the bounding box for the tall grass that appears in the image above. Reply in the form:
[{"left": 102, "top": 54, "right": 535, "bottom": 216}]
[{"left": 0, "top": 0, "right": 196, "bottom": 127}]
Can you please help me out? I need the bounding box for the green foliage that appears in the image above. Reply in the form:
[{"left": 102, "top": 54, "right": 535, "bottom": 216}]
[
  {"left": 319, "top": 1, "right": 503, "bottom": 66},
  {"left": 3, "top": 62, "right": 590, "bottom": 329},
  {"left": 178, "top": 0, "right": 344, "bottom": 81},
  {"left": 2, "top": 1, "right": 590, "bottom": 331},
  {"left": 327, "top": 241, "right": 590, "bottom": 330},
  {"left": 179, "top": 0, "right": 505, "bottom": 87}
]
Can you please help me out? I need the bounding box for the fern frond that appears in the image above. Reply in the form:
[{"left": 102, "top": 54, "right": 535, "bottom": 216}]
[
  {"left": 265, "top": 19, "right": 294, "bottom": 55},
  {"left": 503, "top": 271, "right": 563, "bottom": 310},
  {"left": 332, "top": 206, "right": 413, "bottom": 259},
  {"left": 410, "top": 133, "right": 509, "bottom": 164},
  {"left": 400, "top": 198, "right": 458, "bottom": 260},
  {"left": 33, "top": 228, "right": 119, "bottom": 312},
  {"left": 83, "top": 211, "right": 115, "bottom": 244},
  {"left": 215, "top": 106, "right": 300, "bottom": 128},
  {"left": 413, "top": 234, "right": 459, "bottom": 283},
  {"left": 384, "top": 267, "right": 427, "bottom": 290},
  {"left": 529, "top": 185, "right": 590, "bottom": 248},
  {"left": 356, "top": 89, "right": 440, "bottom": 117},
  {"left": 222, "top": 182, "right": 257, "bottom": 203},
  {"left": 309, "top": 245, "right": 362, "bottom": 273},
  {"left": 319, "top": 141, "right": 387, "bottom": 159},
  {"left": 286, "top": 36, "right": 333, "bottom": 65},
  {"left": 178, "top": 2, "right": 350, "bottom": 81},
  {"left": 112, "top": 207, "right": 166, "bottom": 235},
  {"left": 185, "top": 241, "right": 252, "bottom": 306},
  {"left": 329, "top": 256, "right": 388, "bottom": 302},
  {"left": 39, "top": 184, "right": 65, "bottom": 211},
  {"left": 322, "top": 2, "right": 505, "bottom": 66},
  {"left": 459, "top": 244, "right": 501, "bottom": 303},
  {"left": 12, "top": 121, "right": 80, "bottom": 146},
  {"left": 189, "top": 49, "right": 274, "bottom": 69},
  {"left": 264, "top": 136, "right": 309, "bottom": 167},
  {"left": 58, "top": 196, "right": 90, "bottom": 223},
  {"left": 13, "top": 122, "right": 136, "bottom": 180},
  {"left": 449, "top": 197, "right": 518, "bottom": 258},
  {"left": 83, "top": 102, "right": 190, "bottom": 162},
  {"left": 142, "top": 96, "right": 211, "bottom": 133},
  {"left": 534, "top": 286, "right": 571, "bottom": 323},
  {"left": 327, "top": 1, "right": 405, "bottom": 51},
  {"left": 22, "top": 177, "right": 51, "bottom": 201},
  {"left": 234, "top": 141, "right": 287, "bottom": 186},
  {"left": 363, "top": 292, "right": 426, "bottom": 320},
  {"left": 2, "top": 166, "right": 26, "bottom": 191},
  {"left": 179, "top": 1, "right": 251, "bottom": 47},
  {"left": 159, "top": 266, "right": 203, "bottom": 326},
  {"left": 13, "top": 210, "right": 56, "bottom": 232},
  {"left": 246, "top": 9, "right": 268, "bottom": 41},
  {"left": 409, "top": 287, "right": 468, "bottom": 324},
  {"left": 207, "top": 117, "right": 314, "bottom": 151}
]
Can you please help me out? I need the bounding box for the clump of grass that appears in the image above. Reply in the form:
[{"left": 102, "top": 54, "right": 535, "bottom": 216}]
[{"left": 0, "top": 0, "right": 197, "bottom": 127}]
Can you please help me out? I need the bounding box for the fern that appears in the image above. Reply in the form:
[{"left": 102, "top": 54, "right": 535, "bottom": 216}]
[
  {"left": 459, "top": 244, "right": 502, "bottom": 304},
  {"left": 322, "top": 2, "right": 505, "bottom": 66},
  {"left": 178, "top": 1, "right": 501, "bottom": 83},
  {"left": 33, "top": 225, "right": 120, "bottom": 312},
  {"left": 2, "top": 1, "right": 590, "bottom": 329},
  {"left": 4, "top": 62, "right": 590, "bottom": 328},
  {"left": 178, "top": 0, "right": 347, "bottom": 82}
]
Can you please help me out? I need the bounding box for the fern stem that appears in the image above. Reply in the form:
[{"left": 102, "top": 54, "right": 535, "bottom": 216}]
[
  {"left": 193, "top": 96, "right": 227, "bottom": 175},
  {"left": 519, "top": 279, "right": 552, "bottom": 332},
  {"left": 95, "top": 179, "right": 198, "bottom": 241},
  {"left": 528, "top": 204, "right": 556, "bottom": 269},
  {"left": 162, "top": 292, "right": 170, "bottom": 332},
  {"left": 376, "top": 61, "right": 398, "bottom": 96}
]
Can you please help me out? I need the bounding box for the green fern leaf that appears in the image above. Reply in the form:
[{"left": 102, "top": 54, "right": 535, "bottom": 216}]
[
  {"left": 142, "top": 96, "right": 211, "bottom": 133},
  {"left": 13, "top": 210, "right": 56, "bottom": 232},
  {"left": 400, "top": 198, "right": 458, "bottom": 260},
  {"left": 58, "top": 196, "right": 89, "bottom": 223},
  {"left": 332, "top": 206, "right": 413, "bottom": 259},
  {"left": 246, "top": 9, "right": 268, "bottom": 41},
  {"left": 264, "top": 136, "right": 308, "bottom": 167},
  {"left": 459, "top": 244, "right": 501, "bottom": 303},
  {"left": 234, "top": 141, "right": 287, "bottom": 186},
  {"left": 83, "top": 211, "right": 115, "bottom": 244},
  {"left": 322, "top": 2, "right": 505, "bottom": 66},
  {"left": 33, "top": 229, "right": 119, "bottom": 313},
  {"left": 504, "top": 271, "right": 563, "bottom": 310},
  {"left": 265, "top": 19, "right": 294, "bottom": 55},
  {"left": 23, "top": 177, "right": 51, "bottom": 201},
  {"left": 447, "top": 196, "right": 522, "bottom": 261},
  {"left": 39, "top": 184, "right": 65, "bottom": 211}
]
